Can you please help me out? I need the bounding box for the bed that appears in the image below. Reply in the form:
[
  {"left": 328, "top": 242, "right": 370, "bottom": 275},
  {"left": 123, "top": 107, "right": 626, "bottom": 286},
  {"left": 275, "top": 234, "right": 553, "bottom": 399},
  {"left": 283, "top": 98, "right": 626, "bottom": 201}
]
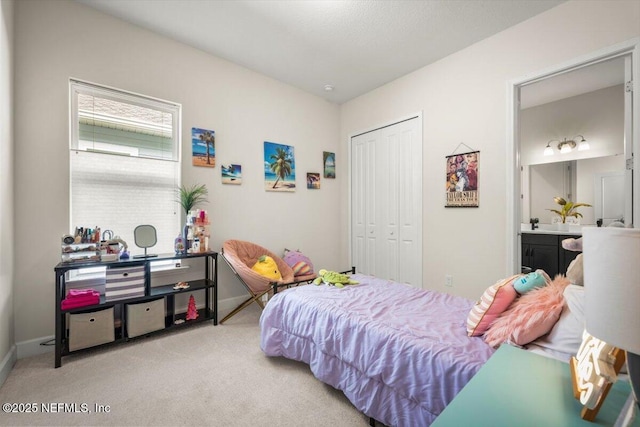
[
  {"left": 260, "top": 262, "right": 586, "bottom": 426},
  {"left": 259, "top": 273, "right": 496, "bottom": 426}
]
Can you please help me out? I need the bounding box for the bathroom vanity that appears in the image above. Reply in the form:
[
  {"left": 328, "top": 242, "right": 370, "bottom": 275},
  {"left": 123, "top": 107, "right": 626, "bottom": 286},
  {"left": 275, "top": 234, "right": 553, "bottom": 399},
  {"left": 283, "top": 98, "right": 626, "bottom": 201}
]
[{"left": 521, "top": 228, "right": 581, "bottom": 277}]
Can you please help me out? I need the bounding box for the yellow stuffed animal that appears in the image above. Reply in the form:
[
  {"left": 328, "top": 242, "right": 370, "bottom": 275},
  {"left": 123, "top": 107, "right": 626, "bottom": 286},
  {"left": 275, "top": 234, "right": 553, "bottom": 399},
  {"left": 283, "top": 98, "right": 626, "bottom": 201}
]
[{"left": 251, "top": 255, "right": 282, "bottom": 281}]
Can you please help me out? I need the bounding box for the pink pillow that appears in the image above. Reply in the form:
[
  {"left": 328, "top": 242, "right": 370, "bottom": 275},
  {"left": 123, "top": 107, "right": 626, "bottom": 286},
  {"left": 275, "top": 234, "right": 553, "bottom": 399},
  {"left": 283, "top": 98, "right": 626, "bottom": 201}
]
[
  {"left": 484, "top": 276, "right": 571, "bottom": 347},
  {"left": 466, "top": 275, "right": 520, "bottom": 337}
]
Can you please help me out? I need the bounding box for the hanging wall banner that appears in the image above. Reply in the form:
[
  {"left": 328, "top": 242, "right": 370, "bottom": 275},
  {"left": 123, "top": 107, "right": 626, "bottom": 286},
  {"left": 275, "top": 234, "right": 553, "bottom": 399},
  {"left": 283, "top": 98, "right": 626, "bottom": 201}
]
[{"left": 445, "top": 151, "right": 479, "bottom": 207}]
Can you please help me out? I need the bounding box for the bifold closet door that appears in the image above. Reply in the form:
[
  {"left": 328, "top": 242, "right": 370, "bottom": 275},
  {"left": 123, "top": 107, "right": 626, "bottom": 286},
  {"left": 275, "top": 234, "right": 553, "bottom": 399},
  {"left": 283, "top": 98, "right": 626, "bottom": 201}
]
[{"left": 351, "top": 117, "right": 422, "bottom": 287}]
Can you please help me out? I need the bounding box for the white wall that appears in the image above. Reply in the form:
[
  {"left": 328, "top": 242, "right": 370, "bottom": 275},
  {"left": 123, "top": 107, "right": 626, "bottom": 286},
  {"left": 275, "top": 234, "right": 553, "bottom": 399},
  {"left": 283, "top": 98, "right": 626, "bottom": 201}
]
[
  {"left": 339, "top": 0, "right": 640, "bottom": 299},
  {"left": 521, "top": 85, "right": 624, "bottom": 166},
  {"left": 13, "top": 0, "right": 342, "bottom": 348},
  {"left": 0, "top": 0, "right": 15, "bottom": 381}
]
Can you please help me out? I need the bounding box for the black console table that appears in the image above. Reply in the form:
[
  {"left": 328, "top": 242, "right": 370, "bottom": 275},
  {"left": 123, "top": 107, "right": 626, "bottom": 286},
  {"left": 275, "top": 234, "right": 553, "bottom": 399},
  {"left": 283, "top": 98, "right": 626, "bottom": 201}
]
[{"left": 53, "top": 252, "right": 217, "bottom": 368}]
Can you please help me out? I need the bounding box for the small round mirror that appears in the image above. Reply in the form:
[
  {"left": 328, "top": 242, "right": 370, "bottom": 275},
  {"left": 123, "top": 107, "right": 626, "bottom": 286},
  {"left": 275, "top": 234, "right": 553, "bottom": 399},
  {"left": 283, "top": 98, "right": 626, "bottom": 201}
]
[{"left": 133, "top": 225, "right": 158, "bottom": 258}]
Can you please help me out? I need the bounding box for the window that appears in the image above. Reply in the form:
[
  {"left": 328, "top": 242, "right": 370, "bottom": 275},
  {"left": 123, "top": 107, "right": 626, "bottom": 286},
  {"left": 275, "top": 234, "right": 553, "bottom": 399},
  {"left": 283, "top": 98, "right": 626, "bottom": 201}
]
[{"left": 69, "top": 80, "right": 181, "bottom": 256}]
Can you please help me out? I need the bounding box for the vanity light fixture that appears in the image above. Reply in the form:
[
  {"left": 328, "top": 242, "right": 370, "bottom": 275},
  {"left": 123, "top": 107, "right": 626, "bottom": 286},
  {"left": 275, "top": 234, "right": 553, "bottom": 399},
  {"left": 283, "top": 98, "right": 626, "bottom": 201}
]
[{"left": 544, "top": 135, "right": 589, "bottom": 155}]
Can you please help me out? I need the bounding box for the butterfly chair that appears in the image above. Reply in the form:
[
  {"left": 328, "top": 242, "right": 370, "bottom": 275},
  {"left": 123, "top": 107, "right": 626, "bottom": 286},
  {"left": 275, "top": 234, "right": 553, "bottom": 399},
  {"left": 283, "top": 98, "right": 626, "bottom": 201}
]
[{"left": 221, "top": 240, "right": 316, "bottom": 324}]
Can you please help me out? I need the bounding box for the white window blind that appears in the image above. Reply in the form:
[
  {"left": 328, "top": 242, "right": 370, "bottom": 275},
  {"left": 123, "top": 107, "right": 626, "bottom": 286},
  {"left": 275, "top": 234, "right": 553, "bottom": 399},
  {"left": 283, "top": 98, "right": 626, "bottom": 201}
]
[{"left": 70, "top": 80, "right": 181, "bottom": 255}]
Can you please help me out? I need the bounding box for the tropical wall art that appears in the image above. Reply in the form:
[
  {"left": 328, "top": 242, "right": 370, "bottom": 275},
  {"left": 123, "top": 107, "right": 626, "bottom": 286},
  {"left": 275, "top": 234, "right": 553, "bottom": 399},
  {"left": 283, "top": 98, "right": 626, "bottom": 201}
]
[
  {"left": 221, "top": 164, "right": 242, "bottom": 185},
  {"left": 264, "top": 141, "right": 296, "bottom": 192},
  {"left": 445, "top": 150, "right": 479, "bottom": 207},
  {"left": 307, "top": 173, "right": 320, "bottom": 189},
  {"left": 323, "top": 151, "right": 336, "bottom": 178},
  {"left": 192, "top": 127, "right": 216, "bottom": 167}
]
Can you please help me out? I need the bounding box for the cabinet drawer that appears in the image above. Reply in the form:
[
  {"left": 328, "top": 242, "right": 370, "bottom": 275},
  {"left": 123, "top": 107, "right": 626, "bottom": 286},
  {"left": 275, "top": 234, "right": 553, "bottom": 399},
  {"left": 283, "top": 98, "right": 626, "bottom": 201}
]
[
  {"left": 126, "top": 298, "right": 165, "bottom": 338},
  {"left": 69, "top": 307, "right": 115, "bottom": 351},
  {"left": 521, "top": 233, "right": 557, "bottom": 245},
  {"left": 105, "top": 265, "right": 145, "bottom": 301}
]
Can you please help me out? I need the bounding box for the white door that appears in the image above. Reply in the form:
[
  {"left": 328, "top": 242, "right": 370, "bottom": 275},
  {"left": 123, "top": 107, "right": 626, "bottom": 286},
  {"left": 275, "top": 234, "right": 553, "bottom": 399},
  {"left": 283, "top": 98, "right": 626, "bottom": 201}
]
[
  {"left": 351, "top": 116, "right": 422, "bottom": 287},
  {"left": 594, "top": 172, "right": 626, "bottom": 226}
]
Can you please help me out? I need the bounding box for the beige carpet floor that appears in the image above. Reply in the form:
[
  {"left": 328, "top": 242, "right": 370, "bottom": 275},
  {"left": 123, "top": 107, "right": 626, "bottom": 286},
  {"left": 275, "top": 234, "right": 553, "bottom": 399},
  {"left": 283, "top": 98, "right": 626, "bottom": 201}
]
[{"left": 0, "top": 305, "right": 369, "bottom": 426}]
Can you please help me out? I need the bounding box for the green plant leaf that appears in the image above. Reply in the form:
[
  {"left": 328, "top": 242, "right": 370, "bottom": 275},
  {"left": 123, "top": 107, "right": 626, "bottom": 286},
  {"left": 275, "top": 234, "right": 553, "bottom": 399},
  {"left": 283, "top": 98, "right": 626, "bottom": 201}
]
[{"left": 177, "top": 184, "right": 208, "bottom": 214}]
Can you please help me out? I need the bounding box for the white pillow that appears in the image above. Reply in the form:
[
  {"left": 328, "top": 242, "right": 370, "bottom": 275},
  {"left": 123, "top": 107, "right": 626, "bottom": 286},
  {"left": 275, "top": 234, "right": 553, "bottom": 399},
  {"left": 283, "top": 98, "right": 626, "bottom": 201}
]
[{"left": 527, "top": 284, "right": 584, "bottom": 361}]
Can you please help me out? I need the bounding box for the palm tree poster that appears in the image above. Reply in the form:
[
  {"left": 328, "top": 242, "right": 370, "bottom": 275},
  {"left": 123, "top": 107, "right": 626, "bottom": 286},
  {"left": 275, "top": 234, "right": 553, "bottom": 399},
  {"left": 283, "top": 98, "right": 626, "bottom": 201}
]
[
  {"left": 323, "top": 151, "right": 336, "bottom": 178},
  {"left": 307, "top": 173, "right": 320, "bottom": 189},
  {"left": 192, "top": 127, "right": 216, "bottom": 167},
  {"left": 221, "top": 164, "right": 242, "bottom": 185},
  {"left": 264, "top": 141, "right": 296, "bottom": 192}
]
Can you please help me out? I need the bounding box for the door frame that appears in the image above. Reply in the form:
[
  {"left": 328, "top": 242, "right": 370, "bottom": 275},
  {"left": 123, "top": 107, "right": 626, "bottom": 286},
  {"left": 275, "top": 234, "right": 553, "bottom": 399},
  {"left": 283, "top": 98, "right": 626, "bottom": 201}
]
[
  {"left": 348, "top": 112, "right": 423, "bottom": 284},
  {"left": 506, "top": 38, "right": 640, "bottom": 274}
]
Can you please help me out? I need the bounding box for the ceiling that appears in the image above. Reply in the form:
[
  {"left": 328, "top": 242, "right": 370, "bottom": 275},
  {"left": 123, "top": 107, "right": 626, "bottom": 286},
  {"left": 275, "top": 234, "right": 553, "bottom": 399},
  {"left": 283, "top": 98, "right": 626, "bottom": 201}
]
[{"left": 76, "top": 0, "right": 565, "bottom": 104}]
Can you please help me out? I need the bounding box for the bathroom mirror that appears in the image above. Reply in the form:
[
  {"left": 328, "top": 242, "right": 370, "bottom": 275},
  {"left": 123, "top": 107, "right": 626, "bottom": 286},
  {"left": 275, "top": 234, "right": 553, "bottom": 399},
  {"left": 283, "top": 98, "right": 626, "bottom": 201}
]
[
  {"left": 523, "top": 156, "right": 625, "bottom": 225},
  {"left": 133, "top": 224, "right": 158, "bottom": 258}
]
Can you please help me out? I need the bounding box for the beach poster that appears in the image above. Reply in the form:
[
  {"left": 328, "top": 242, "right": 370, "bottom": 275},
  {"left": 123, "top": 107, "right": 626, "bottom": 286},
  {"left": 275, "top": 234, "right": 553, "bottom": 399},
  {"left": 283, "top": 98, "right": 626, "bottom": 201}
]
[
  {"left": 264, "top": 141, "right": 295, "bottom": 192},
  {"left": 222, "top": 164, "right": 242, "bottom": 185},
  {"left": 192, "top": 127, "right": 215, "bottom": 167},
  {"left": 307, "top": 173, "right": 320, "bottom": 189},
  {"left": 323, "top": 151, "right": 335, "bottom": 178},
  {"left": 445, "top": 151, "right": 479, "bottom": 207}
]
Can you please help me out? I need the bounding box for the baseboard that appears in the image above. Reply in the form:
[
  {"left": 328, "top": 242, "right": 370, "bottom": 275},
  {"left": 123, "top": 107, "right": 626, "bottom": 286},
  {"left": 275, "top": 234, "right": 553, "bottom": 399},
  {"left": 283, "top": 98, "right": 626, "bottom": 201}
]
[
  {"left": 218, "top": 294, "right": 254, "bottom": 318},
  {"left": 17, "top": 335, "right": 55, "bottom": 358},
  {"left": 0, "top": 345, "right": 17, "bottom": 388}
]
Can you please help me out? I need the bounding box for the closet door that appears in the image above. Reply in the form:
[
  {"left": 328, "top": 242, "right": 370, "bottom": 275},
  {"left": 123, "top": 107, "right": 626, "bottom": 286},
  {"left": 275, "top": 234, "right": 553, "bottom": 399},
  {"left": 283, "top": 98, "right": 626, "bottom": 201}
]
[
  {"left": 351, "top": 116, "right": 422, "bottom": 287},
  {"left": 351, "top": 130, "right": 380, "bottom": 278}
]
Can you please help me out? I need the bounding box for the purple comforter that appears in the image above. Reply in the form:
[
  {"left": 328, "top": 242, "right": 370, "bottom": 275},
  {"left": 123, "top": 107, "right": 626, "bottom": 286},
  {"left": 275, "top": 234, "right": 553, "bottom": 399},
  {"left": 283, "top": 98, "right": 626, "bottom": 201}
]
[{"left": 260, "top": 274, "right": 495, "bottom": 427}]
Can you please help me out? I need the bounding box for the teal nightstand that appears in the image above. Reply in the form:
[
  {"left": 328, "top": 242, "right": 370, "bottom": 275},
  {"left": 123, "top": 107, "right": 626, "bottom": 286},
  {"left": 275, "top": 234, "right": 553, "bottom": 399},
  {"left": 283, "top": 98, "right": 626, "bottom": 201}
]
[{"left": 433, "top": 344, "right": 639, "bottom": 426}]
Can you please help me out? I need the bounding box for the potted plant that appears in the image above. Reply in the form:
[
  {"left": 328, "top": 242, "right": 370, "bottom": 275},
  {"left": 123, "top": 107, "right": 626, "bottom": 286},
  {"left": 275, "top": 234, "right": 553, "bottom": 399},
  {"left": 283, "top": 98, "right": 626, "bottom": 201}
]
[
  {"left": 176, "top": 184, "right": 208, "bottom": 254},
  {"left": 177, "top": 183, "right": 208, "bottom": 215},
  {"left": 547, "top": 196, "right": 591, "bottom": 225}
]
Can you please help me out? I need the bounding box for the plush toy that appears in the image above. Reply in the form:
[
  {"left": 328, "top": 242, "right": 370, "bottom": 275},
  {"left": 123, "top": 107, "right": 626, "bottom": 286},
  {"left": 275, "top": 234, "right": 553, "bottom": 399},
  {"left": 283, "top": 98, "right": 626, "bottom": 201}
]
[
  {"left": 251, "top": 255, "right": 282, "bottom": 281},
  {"left": 313, "top": 269, "right": 358, "bottom": 288},
  {"left": 562, "top": 237, "right": 583, "bottom": 252},
  {"left": 283, "top": 249, "right": 314, "bottom": 277},
  {"left": 562, "top": 237, "right": 584, "bottom": 286},
  {"left": 513, "top": 270, "right": 550, "bottom": 294}
]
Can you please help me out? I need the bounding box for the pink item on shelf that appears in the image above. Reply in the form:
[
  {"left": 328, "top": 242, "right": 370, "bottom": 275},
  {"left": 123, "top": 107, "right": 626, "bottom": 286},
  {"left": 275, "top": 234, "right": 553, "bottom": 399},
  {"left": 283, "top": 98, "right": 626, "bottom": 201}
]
[
  {"left": 61, "top": 288, "right": 101, "bottom": 310},
  {"left": 67, "top": 289, "right": 100, "bottom": 298}
]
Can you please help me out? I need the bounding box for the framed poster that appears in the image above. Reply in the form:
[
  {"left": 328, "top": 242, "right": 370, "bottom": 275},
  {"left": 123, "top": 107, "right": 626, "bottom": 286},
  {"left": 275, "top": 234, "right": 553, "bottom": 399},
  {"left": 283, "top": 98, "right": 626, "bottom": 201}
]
[
  {"left": 192, "top": 127, "right": 215, "bottom": 167},
  {"left": 264, "top": 141, "right": 296, "bottom": 192},
  {"left": 221, "top": 164, "right": 242, "bottom": 185},
  {"left": 323, "top": 151, "right": 336, "bottom": 178},
  {"left": 445, "top": 151, "right": 479, "bottom": 207},
  {"left": 307, "top": 172, "right": 320, "bottom": 189}
]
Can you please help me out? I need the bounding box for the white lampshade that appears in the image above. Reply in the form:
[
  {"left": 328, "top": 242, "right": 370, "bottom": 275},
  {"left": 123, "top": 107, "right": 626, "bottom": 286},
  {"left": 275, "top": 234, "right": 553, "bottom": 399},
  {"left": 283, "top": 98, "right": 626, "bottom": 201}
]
[
  {"left": 584, "top": 227, "right": 640, "bottom": 355},
  {"left": 544, "top": 143, "right": 554, "bottom": 156}
]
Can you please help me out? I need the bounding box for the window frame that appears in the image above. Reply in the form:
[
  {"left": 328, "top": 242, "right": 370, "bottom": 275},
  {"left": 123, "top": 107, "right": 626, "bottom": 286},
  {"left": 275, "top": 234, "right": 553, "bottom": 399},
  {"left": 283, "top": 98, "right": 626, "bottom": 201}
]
[{"left": 69, "top": 78, "right": 181, "bottom": 162}]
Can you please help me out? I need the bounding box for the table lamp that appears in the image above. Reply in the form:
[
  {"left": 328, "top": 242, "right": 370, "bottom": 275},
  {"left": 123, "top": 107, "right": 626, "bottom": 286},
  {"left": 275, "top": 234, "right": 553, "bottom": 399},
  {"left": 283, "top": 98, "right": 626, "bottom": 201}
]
[{"left": 583, "top": 227, "right": 640, "bottom": 425}]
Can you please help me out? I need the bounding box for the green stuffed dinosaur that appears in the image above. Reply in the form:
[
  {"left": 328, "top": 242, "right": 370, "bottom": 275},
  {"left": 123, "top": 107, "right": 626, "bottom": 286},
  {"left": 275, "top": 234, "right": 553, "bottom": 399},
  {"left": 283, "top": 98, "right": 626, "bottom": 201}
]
[{"left": 313, "top": 269, "right": 358, "bottom": 288}]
